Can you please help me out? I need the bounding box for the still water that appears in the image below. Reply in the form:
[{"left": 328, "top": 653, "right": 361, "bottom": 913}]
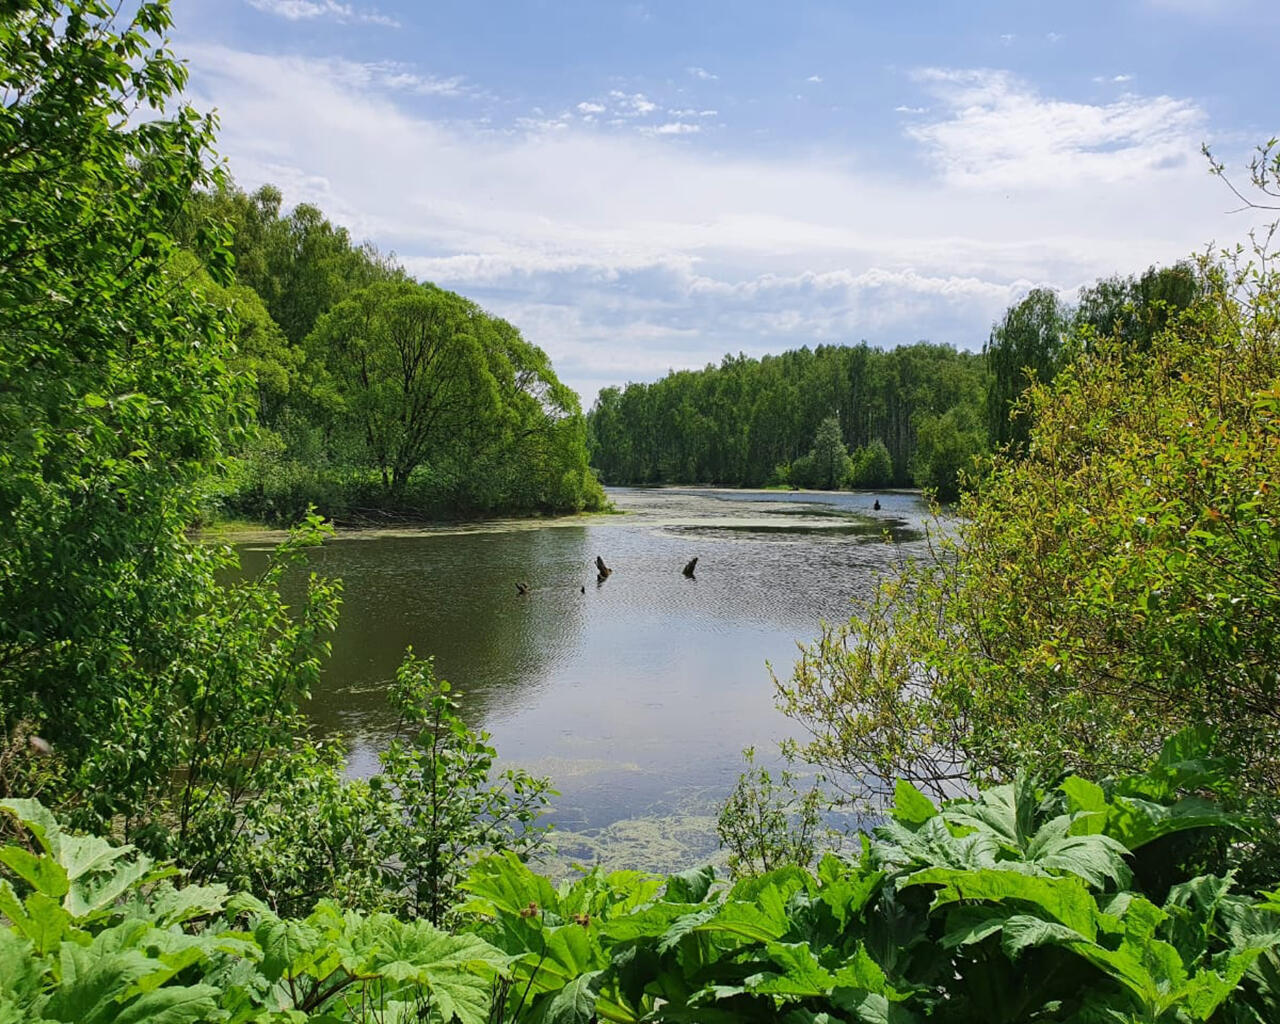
[{"left": 237, "top": 487, "right": 933, "bottom": 870}]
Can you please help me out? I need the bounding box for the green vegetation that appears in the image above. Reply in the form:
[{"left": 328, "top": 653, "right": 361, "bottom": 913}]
[
  {"left": 588, "top": 343, "right": 988, "bottom": 496},
  {"left": 7, "top": 735, "right": 1280, "bottom": 1022},
  {"left": 6, "top": 2, "right": 1280, "bottom": 1022},
  {"left": 586, "top": 263, "right": 1205, "bottom": 502},
  {"left": 776, "top": 243, "right": 1280, "bottom": 876}
]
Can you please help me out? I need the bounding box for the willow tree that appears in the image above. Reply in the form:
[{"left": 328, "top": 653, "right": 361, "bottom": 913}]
[
  {"left": 306, "top": 280, "right": 603, "bottom": 511},
  {"left": 984, "top": 287, "right": 1068, "bottom": 451}
]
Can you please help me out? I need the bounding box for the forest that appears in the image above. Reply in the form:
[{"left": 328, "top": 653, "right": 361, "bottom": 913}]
[
  {"left": 587, "top": 263, "right": 1202, "bottom": 501},
  {"left": 3, "top": 2, "right": 1280, "bottom": 1022},
  {"left": 170, "top": 187, "right": 607, "bottom": 523}
]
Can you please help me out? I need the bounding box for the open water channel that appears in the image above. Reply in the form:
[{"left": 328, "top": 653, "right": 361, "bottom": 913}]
[{"left": 236, "top": 487, "right": 935, "bottom": 871}]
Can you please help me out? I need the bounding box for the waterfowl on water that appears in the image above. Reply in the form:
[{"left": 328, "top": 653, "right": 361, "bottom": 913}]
[
  {"left": 872, "top": 499, "right": 881, "bottom": 511},
  {"left": 595, "top": 555, "right": 612, "bottom": 581},
  {"left": 682, "top": 557, "right": 698, "bottom": 578}
]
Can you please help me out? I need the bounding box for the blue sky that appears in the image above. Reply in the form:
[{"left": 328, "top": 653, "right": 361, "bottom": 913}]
[{"left": 173, "top": 0, "right": 1277, "bottom": 405}]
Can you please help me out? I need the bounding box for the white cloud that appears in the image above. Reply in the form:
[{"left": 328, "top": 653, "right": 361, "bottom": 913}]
[
  {"left": 1046, "top": 31, "right": 1064, "bottom": 43},
  {"left": 648, "top": 122, "right": 701, "bottom": 135},
  {"left": 246, "top": 0, "right": 398, "bottom": 28},
  {"left": 907, "top": 67, "right": 1204, "bottom": 188},
  {"left": 184, "top": 45, "right": 1255, "bottom": 401},
  {"left": 289, "top": 56, "right": 469, "bottom": 96},
  {"left": 577, "top": 101, "right": 606, "bottom": 114},
  {"left": 894, "top": 105, "right": 928, "bottom": 114},
  {"left": 687, "top": 66, "right": 718, "bottom": 81},
  {"left": 999, "top": 33, "right": 1016, "bottom": 45},
  {"left": 806, "top": 75, "right": 823, "bottom": 84},
  {"left": 608, "top": 91, "right": 657, "bottom": 116}
]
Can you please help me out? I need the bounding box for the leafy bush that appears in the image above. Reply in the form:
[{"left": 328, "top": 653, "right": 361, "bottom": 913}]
[
  {"left": 5, "top": 737, "right": 1278, "bottom": 1022},
  {"left": 465, "top": 733, "right": 1280, "bottom": 1022},
  {"left": 849, "top": 439, "right": 895, "bottom": 490},
  {"left": 229, "top": 652, "right": 555, "bottom": 923},
  {"left": 0, "top": 798, "right": 509, "bottom": 1023},
  {"left": 778, "top": 249, "right": 1280, "bottom": 875}
]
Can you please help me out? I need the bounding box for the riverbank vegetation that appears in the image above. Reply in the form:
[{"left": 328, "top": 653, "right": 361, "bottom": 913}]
[
  {"left": 5, "top": 2, "right": 1280, "bottom": 1021},
  {"left": 587, "top": 262, "right": 1204, "bottom": 502},
  {"left": 175, "top": 186, "right": 606, "bottom": 523}
]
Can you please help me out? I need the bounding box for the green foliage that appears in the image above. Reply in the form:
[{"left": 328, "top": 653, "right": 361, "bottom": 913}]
[
  {"left": 588, "top": 343, "right": 988, "bottom": 488},
  {"left": 466, "top": 739, "right": 1280, "bottom": 1022},
  {"left": 778, "top": 246, "right": 1280, "bottom": 876},
  {"left": 717, "top": 747, "right": 834, "bottom": 879},
  {"left": 5, "top": 749, "right": 1279, "bottom": 1022},
  {"left": 0, "top": 0, "right": 350, "bottom": 891},
  {"left": 0, "top": 799, "right": 511, "bottom": 1023},
  {"left": 226, "top": 651, "right": 554, "bottom": 923},
  {"left": 849, "top": 438, "right": 895, "bottom": 490},
  {"left": 984, "top": 287, "right": 1068, "bottom": 451},
  {"left": 180, "top": 184, "right": 606, "bottom": 523},
  {"left": 791, "top": 416, "right": 853, "bottom": 490},
  {"left": 378, "top": 653, "right": 556, "bottom": 926}
]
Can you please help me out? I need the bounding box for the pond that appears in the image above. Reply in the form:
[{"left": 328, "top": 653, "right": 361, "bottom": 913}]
[{"left": 236, "top": 487, "right": 935, "bottom": 872}]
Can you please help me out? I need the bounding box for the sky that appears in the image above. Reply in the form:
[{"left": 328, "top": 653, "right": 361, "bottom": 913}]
[{"left": 171, "top": 0, "right": 1278, "bottom": 406}]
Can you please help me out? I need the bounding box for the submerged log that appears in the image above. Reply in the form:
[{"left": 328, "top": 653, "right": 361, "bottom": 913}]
[{"left": 682, "top": 557, "right": 698, "bottom": 578}]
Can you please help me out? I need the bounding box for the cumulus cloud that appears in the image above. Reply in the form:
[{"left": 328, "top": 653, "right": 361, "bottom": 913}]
[
  {"left": 687, "top": 66, "right": 718, "bottom": 80},
  {"left": 183, "top": 45, "right": 1250, "bottom": 401},
  {"left": 246, "top": 0, "right": 398, "bottom": 27},
  {"left": 907, "top": 67, "right": 1204, "bottom": 188}
]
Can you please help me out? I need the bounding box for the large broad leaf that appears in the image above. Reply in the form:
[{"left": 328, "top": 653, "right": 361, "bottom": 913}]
[
  {"left": 1025, "top": 826, "right": 1133, "bottom": 890},
  {"left": 0, "top": 846, "right": 69, "bottom": 900},
  {"left": 902, "top": 867, "right": 1100, "bottom": 939},
  {"left": 1112, "top": 726, "right": 1237, "bottom": 803},
  {"left": 365, "top": 919, "right": 510, "bottom": 1024},
  {"left": 42, "top": 944, "right": 162, "bottom": 1023},
  {"left": 142, "top": 882, "right": 230, "bottom": 927},
  {"left": 110, "top": 984, "right": 222, "bottom": 1024},
  {"left": 875, "top": 816, "right": 1000, "bottom": 872},
  {"left": 665, "top": 864, "right": 716, "bottom": 904},
  {"left": 0, "top": 799, "right": 62, "bottom": 856},
  {"left": 1106, "top": 795, "right": 1239, "bottom": 851},
  {"left": 890, "top": 781, "right": 937, "bottom": 828},
  {"left": 0, "top": 930, "right": 47, "bottom": 1009},
  {"left": 66, "top": 854, "right": 160, "bottom": 920},
  {"left": 942, "top": 773, "right": 1039, "bottom": 851},
  {"left": 540, "top": 969, "right": 603, "bottom": 1024},
  {"left": 461, "top": 851, "right": 560, "bottom": 920}
]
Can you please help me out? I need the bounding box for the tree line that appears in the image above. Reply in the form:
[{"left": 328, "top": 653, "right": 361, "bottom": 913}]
[
  {"left": 173, "top": 183, "right": 605, "bottom": 523},
  {"left": 587, "top": 262, "right": 1204, "bottom": 500}
]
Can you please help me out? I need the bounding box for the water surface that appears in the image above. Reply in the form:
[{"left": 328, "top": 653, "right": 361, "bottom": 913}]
[{"left": 238, "top": 487, "right": 933, "bottom": 869}]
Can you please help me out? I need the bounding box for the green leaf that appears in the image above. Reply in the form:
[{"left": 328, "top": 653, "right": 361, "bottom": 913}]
[
  {"left": 542, "top": 969, "right": 603, "bottom": 1024},
  {"left": 902, "top": 867, "right": 1100, "bottom": 939},
  {"left": 0, "top": 847, "right": 69, "bottom": 899},
  {"left": 665, "top": 864, "right": 716, "bottom": 904},
  {"left": 890, "top": 781, "right": 937, "bottom": 828},
  {"left": 113, "top": 985, "right": 222, "bottom": 1024}
]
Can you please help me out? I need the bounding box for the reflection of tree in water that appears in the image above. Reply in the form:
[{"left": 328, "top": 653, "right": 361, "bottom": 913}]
[{"left": 235, "top": 526, "right": 592, "bottom": 751}]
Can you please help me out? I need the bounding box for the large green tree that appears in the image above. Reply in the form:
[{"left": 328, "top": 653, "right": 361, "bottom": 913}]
[
  {"left": 984, "top": 287, "right": 1068, "bottom": 451},
  {"left": 777, "top": 249, "right": 1280, "bottom": 872},
  {"left": 0, "top": 0, "right": 340, "bottom": 878}
]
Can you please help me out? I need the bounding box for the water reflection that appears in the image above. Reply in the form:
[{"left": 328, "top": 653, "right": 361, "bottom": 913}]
[{"left": 235, "top": 487, "right": 935, "bottom": 867}]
